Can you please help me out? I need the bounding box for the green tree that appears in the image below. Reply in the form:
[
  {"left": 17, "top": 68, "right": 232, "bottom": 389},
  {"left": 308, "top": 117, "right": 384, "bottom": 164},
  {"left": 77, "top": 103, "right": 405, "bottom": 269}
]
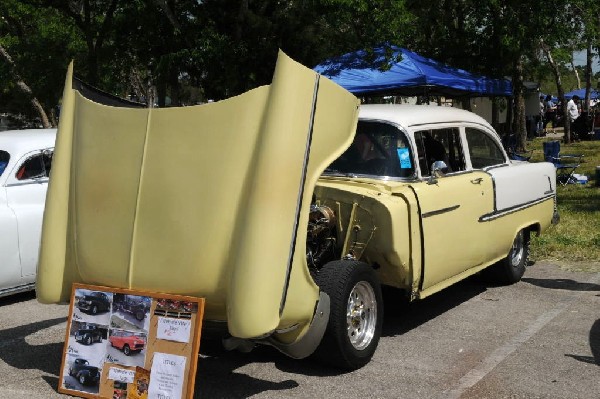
[
  {"left": 0, "top": 0, "right": 82, "bottom": 126},
  {"left": 28, "top": 0, "right": 121, "bottom": 86},
  {"left": 150, "top": 0, "right": 416, "bottom": 101}
]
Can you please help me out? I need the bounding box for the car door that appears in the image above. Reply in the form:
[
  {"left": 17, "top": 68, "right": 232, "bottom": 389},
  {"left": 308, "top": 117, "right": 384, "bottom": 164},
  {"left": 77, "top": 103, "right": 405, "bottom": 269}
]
[
  {"left": 5, "top": 149, "right": 53, "bottom": 278},
  {"left": 0, "top": 150, "right": 22, "bottom": 291},
  {"left": 463, "top": 126, "right": 522, "bottom": 260},
  {"left": 410, "top": 126, "right": 495, "bottom": 292}
]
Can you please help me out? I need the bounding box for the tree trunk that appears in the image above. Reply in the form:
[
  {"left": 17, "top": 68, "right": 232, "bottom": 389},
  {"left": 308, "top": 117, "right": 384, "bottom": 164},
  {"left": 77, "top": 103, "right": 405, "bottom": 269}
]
[
  {"left": 0, "top": 44, "right": 51, "bottom": 128},
  {"left": 584, "top": 40, "right": 593, "bottom": 114},
  {"left": 491, "top": 97, "right": 499, "bottom": 131},
  {"left": 570, "top": 55, "right": 581, "bottom": 89},
  {"left": 512, "top": 57, "right": 526, "bottom": 151},
  {"left": 541, "top": 41, "right": 569, "bottom": 143},
  {"left": 506, "top": 97, "right": 513, "bottom": 136},
  {"left": 87, "top": 51, "right": 99, "bottom": 86}
]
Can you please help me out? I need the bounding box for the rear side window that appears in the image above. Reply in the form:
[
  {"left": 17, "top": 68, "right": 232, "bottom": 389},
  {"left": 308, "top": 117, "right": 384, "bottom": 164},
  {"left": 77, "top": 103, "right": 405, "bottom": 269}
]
[
  {"left": 15, "top": 151, "right": 53, "bottom": 180},
  {"left": 414, "top": 127, "right": 465, "bottom": 176},
  {"left": 0, "top": 150, "right": 9, "bottom": 177},
  {"left": 465, "top": 128, "right": 506, "bottom": 168},
  {"left": 326, "top": 121, "right": 415, "bottom": 178}
]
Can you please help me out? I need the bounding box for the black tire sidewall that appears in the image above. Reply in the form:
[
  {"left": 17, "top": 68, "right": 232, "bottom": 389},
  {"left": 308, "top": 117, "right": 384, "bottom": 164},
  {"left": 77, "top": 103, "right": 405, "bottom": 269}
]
[
  {"left": 503, "top": 230, "right": 530, "bottom": 282},
  {"left": 315, "top": 260, "right": 383, "bottom": 370},
  {"left": 484, "top": 229, "right": 530, "bottom": 285}
]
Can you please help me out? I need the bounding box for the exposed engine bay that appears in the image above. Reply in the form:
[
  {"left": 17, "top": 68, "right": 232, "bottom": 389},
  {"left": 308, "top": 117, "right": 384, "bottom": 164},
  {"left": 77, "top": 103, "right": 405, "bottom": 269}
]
[{"left": 306, "top": 203, "right": 338, "bottom": 276}]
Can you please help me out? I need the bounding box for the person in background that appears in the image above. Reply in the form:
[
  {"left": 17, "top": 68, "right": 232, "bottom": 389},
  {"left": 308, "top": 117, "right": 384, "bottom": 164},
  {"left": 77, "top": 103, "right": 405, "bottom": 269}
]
[
  {"left": 537, "top": 95, "right": 545, "bottom": 136},
  {"left": 567, "top": 95, "right": 580, "bottom": 123},
  {"left": 567, "top": 95, "right": 583, "bottom": 140},
  {"left": 543, "top": 94, "right": 556, "bottom": 134}
]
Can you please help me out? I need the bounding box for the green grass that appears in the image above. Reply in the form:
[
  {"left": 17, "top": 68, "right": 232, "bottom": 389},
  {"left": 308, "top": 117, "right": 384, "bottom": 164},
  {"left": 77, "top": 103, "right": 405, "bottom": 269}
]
[{"left": 526, "top": 137, "right": 600, "bottom": 271}]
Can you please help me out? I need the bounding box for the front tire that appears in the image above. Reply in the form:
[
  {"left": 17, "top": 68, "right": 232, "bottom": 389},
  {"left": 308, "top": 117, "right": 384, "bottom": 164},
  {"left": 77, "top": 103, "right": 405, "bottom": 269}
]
[
  {"left": 79, "top": 374, "right": 87, "bottom": 385},
  {"left": 313, "top": 260, "right": 383, "bottom": 370},
  {"left": 123, "top": 344, "right": 131, "bottom": 356}
]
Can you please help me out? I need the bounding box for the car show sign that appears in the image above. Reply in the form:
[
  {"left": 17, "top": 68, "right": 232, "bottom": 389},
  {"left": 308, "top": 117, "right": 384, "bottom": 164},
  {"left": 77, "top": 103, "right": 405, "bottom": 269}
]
[{"left": 59, "top": 283, "right": 204, "bottom": 399}]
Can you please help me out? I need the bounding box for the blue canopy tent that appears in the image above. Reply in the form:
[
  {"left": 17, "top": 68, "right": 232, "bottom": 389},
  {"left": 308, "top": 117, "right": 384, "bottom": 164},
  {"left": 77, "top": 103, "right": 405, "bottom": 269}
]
[
  {"left": 564, "top": 88, "right": 600, "bottom": 100},
  {"left": 314, "top": 45, "right": 512, "bottom": 97}
]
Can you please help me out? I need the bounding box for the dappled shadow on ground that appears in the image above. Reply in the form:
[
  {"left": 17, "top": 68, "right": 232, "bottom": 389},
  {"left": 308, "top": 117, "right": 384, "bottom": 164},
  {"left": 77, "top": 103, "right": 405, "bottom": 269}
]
[
  {"left": 565, "top": 318, "right": 600, "bottom": 367},
  {"left": 522, "top": 277, "right": 600, "bottom": 292},
  {"left": 0, "top": 317, "right": 66, "bottom": 392},
  {"left": 0, "top": 292, "right": 69, "bottom": 394},
  {"left": 558, "top": 186, "right": 600, "bottom": 213}
]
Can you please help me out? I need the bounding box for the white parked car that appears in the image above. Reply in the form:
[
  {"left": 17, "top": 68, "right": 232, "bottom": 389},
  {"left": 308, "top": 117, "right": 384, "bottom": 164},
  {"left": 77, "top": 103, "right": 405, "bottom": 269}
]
[{"left": 0, "top": 129, "right": 56, "bottom": 298}]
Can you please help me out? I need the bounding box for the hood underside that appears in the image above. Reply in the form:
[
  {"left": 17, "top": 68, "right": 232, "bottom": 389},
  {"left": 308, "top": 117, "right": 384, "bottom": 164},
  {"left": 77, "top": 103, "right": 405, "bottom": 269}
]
[{"left": 37, "top": 51, "right": 359, "bottom": 338}]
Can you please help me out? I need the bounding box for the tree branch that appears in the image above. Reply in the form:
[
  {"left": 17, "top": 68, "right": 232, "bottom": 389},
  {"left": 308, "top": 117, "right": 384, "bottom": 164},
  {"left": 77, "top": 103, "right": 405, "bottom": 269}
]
[{"left": 0, "top": 44, "right": 51, "bottom": 128}]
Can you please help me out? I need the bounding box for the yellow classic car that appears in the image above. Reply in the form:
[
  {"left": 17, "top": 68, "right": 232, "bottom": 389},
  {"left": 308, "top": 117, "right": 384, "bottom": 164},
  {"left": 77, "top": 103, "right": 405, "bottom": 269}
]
[{"left": 37, "top": 52, "right": 557, "bottom": 370}]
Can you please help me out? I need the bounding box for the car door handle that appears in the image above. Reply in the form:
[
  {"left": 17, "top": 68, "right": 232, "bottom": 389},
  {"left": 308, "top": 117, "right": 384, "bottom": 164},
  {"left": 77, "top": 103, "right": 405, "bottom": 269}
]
[{"left": 471, "top": 178, "right": 483, "bottom": 184}]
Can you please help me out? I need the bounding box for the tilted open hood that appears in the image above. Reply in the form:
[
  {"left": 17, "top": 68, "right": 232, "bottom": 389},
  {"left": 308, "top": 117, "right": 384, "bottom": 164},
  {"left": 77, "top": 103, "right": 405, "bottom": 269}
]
[{"left": 37, "top": 51, "right": 359, "bottom": 338}]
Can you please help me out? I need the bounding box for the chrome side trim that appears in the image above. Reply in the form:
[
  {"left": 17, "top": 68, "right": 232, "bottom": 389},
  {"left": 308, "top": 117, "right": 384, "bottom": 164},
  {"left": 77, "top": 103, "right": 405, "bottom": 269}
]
[
  {"left": 280, "top": 74, "right": 320, "bottom": 315},
  {"left": 5, "top": 178, "right": 49, "bottom": 188},
  {"left": 485, "top": 163, "right": 510, "bottom": 172},
  {"left": 422, "top": 204, "right": 460, "bottom": 218},
  {"left": 479, "top": 195, "right": 555, "bottom": 222},
  {"left": 0, "top": 283, "right": 35, "bottom": 299}
]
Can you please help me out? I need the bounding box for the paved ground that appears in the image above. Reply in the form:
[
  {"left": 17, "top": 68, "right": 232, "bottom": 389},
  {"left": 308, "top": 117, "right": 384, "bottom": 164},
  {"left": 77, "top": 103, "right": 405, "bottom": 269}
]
[{"left": 1, "top": 261, "right": 599, "bottom": 398}]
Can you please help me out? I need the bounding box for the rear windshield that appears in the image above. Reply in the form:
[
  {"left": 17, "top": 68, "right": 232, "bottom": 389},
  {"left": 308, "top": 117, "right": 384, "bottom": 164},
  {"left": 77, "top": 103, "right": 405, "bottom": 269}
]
[
  {"left": 0, "top": 151, "right": 9, "bottom": 177},
  {"left": 325, "top": 121, "right": 415, "bottom": 178}
]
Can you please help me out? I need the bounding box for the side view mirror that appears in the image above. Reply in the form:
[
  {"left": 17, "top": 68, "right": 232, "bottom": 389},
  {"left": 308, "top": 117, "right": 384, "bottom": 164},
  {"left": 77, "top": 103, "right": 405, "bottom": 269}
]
[{"left": 427, "top": 161, "right": 447, "bottom": 185}]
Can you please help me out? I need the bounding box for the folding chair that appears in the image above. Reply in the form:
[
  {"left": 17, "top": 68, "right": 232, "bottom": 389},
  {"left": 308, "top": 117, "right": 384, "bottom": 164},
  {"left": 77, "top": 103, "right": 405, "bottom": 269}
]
[
  {"left": 502, "top": 134, "right": 533, "bottom": 161},
  {"left": 542, "top": 141, "right": 584, "bottom": 185}
]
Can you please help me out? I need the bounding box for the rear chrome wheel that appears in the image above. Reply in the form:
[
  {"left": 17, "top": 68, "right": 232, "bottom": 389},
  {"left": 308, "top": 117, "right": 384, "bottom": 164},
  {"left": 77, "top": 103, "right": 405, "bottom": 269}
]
[
  {"left": 509, "top": 230, "right": 525, "bottom": 268},
  {"left": 484, "top": 229, "right": 530, "bottom": 285}
]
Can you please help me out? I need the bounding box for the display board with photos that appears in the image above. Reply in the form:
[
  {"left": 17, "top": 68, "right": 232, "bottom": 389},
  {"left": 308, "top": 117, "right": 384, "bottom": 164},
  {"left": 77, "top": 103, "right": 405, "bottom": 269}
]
[{"left": 59, "top": 283, "right": 204, "bottom": 399}]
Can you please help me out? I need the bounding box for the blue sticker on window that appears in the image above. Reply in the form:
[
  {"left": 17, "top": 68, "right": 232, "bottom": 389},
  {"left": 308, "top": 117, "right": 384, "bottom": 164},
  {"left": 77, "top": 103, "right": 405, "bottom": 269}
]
[{"left": 397, "top": 148, "right": 412, "bottom": 169}]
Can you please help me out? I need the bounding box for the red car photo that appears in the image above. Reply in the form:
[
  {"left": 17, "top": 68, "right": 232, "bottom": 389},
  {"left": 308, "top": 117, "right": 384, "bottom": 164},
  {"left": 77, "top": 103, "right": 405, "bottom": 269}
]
[{"left": 109, "top": 330, "right": 146, "bottom": 356}]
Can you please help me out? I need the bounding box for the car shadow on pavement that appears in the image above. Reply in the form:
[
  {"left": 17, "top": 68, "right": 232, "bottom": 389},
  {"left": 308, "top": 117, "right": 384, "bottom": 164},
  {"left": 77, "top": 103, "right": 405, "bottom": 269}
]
[
  {"left": 381, "top": 276, "right": 487, "bottom": 337},
  {"left": 193, "top": 277, "right": 489, "bottom": 398},
  {"left": 195, "top": 339, "right": 302, "bottom": 398},
  {"left": 565, "top": 318, "right": 600, "bottom": 367},
  {"left": 195, "top": 328, "right": 373, "bottom": 397},
  {"left": 0, "top": 290, "right": 36, "bottom": 305},
  {"left": 521, "top": 277, "right": 600, "bottom": 292}
]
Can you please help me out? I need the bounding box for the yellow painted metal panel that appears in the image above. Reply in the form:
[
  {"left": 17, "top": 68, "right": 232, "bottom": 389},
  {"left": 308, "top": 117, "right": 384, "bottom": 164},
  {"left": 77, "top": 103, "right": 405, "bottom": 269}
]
[
  {"left": 36, "top": 52, "right": 360, "bottom": 340},
  {"left": 412, "top": 171, "right": 495, "bottom": 289}
]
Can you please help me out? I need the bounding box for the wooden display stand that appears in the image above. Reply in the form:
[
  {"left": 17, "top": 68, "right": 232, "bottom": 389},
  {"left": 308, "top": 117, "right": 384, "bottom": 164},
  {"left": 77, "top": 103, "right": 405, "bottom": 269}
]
[{"left": 58, "top": 283, "right": 204, "bottom": 399}]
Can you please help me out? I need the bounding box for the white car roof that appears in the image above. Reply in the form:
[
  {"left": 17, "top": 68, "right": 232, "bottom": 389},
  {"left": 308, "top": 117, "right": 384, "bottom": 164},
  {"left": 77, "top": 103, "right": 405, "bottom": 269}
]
[
  {"left": 358, "top": 104, "right": 494, "bottom": 131},
  {"left": 0, "top": 129, "right": 57, "bottom": 156}
]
